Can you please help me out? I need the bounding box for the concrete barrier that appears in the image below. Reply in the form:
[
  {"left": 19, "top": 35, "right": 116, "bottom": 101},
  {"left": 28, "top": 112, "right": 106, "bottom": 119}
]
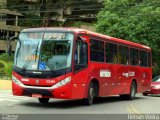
[{"left": 0, "top": 79, "right": 12, "bottom": 90}]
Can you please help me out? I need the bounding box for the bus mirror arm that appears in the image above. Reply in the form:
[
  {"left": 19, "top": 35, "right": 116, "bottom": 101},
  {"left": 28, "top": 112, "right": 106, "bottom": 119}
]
[{"left": 7, "top": 36, "right": 19, "bottom": 56}]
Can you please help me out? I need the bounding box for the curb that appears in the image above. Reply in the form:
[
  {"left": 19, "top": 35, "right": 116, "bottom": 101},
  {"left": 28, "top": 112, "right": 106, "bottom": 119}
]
[{"left": 0, "top": 80, "right": 12, "bottom": 90}]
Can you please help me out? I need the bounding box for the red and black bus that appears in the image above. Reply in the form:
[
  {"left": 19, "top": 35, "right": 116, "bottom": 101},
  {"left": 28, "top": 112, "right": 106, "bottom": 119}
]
[{"left": 12, "top": 27, "right": 152, "bottom": 105}]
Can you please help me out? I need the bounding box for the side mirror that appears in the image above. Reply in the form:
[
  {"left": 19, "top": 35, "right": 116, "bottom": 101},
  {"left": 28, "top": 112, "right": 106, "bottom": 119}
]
[{"left": 7, "top": 36, "right": 18, "bottom": 56}]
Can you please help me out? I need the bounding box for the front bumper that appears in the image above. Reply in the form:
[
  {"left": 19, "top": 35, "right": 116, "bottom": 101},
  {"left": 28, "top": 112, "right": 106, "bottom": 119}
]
[{"left": 12, "top": 81, "right": 72, "bottom": 99}]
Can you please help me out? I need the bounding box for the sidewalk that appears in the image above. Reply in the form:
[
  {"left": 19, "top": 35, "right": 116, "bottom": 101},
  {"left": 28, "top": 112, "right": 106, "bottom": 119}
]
[{"left": 0, "top": 79, "right": 12, "bottom": 90}]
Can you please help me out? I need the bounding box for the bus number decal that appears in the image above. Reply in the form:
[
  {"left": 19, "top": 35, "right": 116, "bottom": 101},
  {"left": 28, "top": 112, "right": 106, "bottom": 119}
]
[
  {"left": 100, "top": 70, "right": 111, "bottom": 77},
  {"left": 122, "top": 71, "right": 135, "bottom": 77}
]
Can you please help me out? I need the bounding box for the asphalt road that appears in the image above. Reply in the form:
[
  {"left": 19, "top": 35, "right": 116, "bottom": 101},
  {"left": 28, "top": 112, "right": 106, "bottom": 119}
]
[{"left": 0, "top": 90, "right": 160, "bottom": 120}]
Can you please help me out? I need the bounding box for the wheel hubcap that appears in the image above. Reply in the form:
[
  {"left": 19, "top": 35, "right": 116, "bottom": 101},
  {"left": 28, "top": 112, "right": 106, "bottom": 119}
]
[
  {"left": 89, "top": 88, "right": 94, "bottom": 101},
  {"left": 131, "top": 85, "right": 135, "bottom": 98}
]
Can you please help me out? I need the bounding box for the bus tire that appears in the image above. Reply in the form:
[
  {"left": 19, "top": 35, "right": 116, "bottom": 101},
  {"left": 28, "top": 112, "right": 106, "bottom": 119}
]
[
  {"left": 143, "top": 93, "right": 148, "bottom": 96},
  {"left": 38, "top": 98, "right": 49, "bottom": 104},
  {"left": 127, "top": 81, "right": 137, "bottom": 100},
  {"left": 120, "top": 81, "right": 137, "bottom": 100},
  {"left": 84, "top": 82, "right": 95, "bottom": 106}
]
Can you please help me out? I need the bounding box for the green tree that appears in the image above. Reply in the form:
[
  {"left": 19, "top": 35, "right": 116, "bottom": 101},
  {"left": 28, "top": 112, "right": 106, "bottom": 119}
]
[{"left": 96, "top": 0, "right": 160, "bottom": 75}]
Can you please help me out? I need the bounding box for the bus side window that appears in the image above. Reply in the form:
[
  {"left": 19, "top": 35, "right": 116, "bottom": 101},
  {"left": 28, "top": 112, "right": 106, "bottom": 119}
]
[
  {"left": 113, "top": 55, "right": 118, "bottom": 63},
  {"left": 118, "top": 52, "right": 122, "bottom": 64},
  {"left": 118, "top": 45, "right": 129, "bottom": 65},
  {"left": 74, "top": 39, "right": 88, "bottom": 72},
  {"left": 140, "top": 50, "right": 147, "bottom": 67},
  {"left": 90, "top": 39, "right": 104, "bottom": 62},
  {"left": 106, "top": 42, "right": 118, "bottom": 63},
  {"left": 130, "top": 48, "right": 139, "bottom": 66},
  {"left": 148, "top": 52, "right": 151, "bottom": 67}
]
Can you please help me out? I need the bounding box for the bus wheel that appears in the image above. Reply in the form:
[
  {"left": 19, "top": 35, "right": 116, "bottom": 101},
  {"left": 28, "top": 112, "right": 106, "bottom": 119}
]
[
  {"left": 38, "top": 98, "right": 49, "bottom": 104},
  {"left": 84, "top": 82, "right": 95, "bottom": 105},
  {"left": 143, "top": 93, "right": 148, "bottom": 96},
  {"left": 120, "top": 81, "right": 136, "bottom": 100},
  {"left": 127, "top": 81, "right": 137, "bottom": 100}
]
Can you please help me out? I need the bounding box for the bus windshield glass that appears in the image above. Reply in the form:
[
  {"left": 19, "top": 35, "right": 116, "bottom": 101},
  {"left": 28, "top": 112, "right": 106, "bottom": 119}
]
[{"left": 14, "top": 31, "right": 74, "bottom": 71}]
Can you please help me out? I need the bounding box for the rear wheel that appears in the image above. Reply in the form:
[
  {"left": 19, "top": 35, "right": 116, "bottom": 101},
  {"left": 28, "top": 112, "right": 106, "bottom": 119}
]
[
  {"left": 38, "top": 98, "right": 49, "bottom": 104},
  {"left": 120, "top": 81, "right": 137, "bottom": 100},
  {"left": 84, "top": 82, "right": 95, "bottom": 105},
  {"left": 143, "top": 93, "right": 148, "bottom": 96},
  {"left": 128, "top": 81, "right": 136, "bottom": 100}
]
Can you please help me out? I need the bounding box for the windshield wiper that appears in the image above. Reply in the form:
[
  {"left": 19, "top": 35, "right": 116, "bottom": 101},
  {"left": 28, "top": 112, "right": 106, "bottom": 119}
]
[{"left": 22, "top": 43, "right": 40, "bottom": 71}]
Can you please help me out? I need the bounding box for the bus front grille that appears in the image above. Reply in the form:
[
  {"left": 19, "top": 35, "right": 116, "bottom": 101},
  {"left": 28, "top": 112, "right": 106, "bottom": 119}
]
[{"left": 22, "top": 88, "right": 53, "bottom": 97}]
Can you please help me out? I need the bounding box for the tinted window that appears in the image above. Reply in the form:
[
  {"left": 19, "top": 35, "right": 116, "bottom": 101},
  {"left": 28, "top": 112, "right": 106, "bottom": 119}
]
[
  {"left": 106, "top": 43, "right": 118, "bottom": 63},
  {"left": 118, "top": 45, "right": 129, "bottom": 65},
  {"left": 130, "top": 48, "right": 139, "bottom": 66},
  {"left": 74, "top": 40, "right": 88, "bottom": 72},
  {"left": 75, "top": 41, "right": 88, "bottom": 65},
  {"left": 140, "top": 50, "right": 147, "bottom": 67},
  {"left": 148, "top": 52, "right": 151, "bottom": 67},
  {"left": 90, "top": 39, "right": 104, "bottom": 62}
]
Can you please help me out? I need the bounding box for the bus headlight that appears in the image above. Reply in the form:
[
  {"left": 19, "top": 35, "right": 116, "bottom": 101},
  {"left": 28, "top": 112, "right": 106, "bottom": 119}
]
[
  {"left": 12, "top": 75, "right": 22, "bottom": 85},
  {"left": 52, "top": 76, "right": 71, "bottom": 89}
]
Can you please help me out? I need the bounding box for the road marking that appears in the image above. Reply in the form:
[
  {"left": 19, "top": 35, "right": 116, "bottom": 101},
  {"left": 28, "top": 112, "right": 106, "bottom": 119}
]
[
  {"left": 127, "top": 107, "right": 134, "bottom": 114},
  {"left": 127, "top": 104, "right": 141, "bottom": 114}
]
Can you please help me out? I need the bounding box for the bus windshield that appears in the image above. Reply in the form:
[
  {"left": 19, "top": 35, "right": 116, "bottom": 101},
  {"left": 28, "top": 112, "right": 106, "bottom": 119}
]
[{"left": 14, "top": 31, "right": 74, "bottom": 71}]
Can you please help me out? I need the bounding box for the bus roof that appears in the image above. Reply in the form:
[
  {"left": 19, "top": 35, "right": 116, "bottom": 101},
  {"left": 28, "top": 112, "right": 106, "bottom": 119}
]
[{"left": 22, "top": 27, "right": 151, "bottom": 51}]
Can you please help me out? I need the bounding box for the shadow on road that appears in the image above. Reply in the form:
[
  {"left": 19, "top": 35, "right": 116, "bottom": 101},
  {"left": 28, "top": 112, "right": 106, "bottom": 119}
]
[
  {"left": 146, "top": 94, "right": 160, "bottom": 97},
  {"left": 19, "top": 95, "right": 145, "bottom": 109}
]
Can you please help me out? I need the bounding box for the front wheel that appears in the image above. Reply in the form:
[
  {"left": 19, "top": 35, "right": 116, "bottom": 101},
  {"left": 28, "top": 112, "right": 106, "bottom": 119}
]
[
  {"left": 84, "top": 82, "right": 95, "bottom": 106},
  {"left": 38, "top": 98, "right": 49, "bottom": 104}
]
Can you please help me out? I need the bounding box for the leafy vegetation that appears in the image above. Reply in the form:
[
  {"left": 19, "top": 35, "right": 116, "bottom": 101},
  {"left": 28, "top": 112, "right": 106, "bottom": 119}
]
[
  {"left": 96, "top": 0, "right": 160, "bottom": 75},
  {"left": 0, "top": 53, "right": 14, "bottom": 62},
  {"left": 0, "top": 53, "right": 14, "bottom": 79}
]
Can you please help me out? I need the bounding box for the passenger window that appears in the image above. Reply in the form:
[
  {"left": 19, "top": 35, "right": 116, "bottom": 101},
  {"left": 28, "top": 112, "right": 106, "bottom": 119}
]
[
  {"left": 118, "top": 45, "right": 129, "bottom": 65},
  {"left": 130, "top": 48, "right": 139, "bottom": 66},
  {"left": 140, "top": 50, "right": 147, "bottom": 67},
  {"left": 90, "top": 39, "right": 104, "bottom": 62},
  {"left": 74, "top": 39, "right": 88, "bottom": 72},
  {"left": 148, "top": 52, "right": 151, "bottom": 67},
  {"left": 106, "top": 43, "right": 118, "bottom": 63}
]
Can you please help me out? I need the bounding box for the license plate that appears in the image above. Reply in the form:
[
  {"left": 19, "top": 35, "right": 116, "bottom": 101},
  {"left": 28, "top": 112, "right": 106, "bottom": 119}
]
[{"left": 32, "top": 94, "right": 42, "bottom": 98}]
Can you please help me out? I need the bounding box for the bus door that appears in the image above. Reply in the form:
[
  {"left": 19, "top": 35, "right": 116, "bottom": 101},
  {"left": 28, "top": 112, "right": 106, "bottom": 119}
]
[{"left": 72, "top": 36, "right": 89, "bottom": 98}]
